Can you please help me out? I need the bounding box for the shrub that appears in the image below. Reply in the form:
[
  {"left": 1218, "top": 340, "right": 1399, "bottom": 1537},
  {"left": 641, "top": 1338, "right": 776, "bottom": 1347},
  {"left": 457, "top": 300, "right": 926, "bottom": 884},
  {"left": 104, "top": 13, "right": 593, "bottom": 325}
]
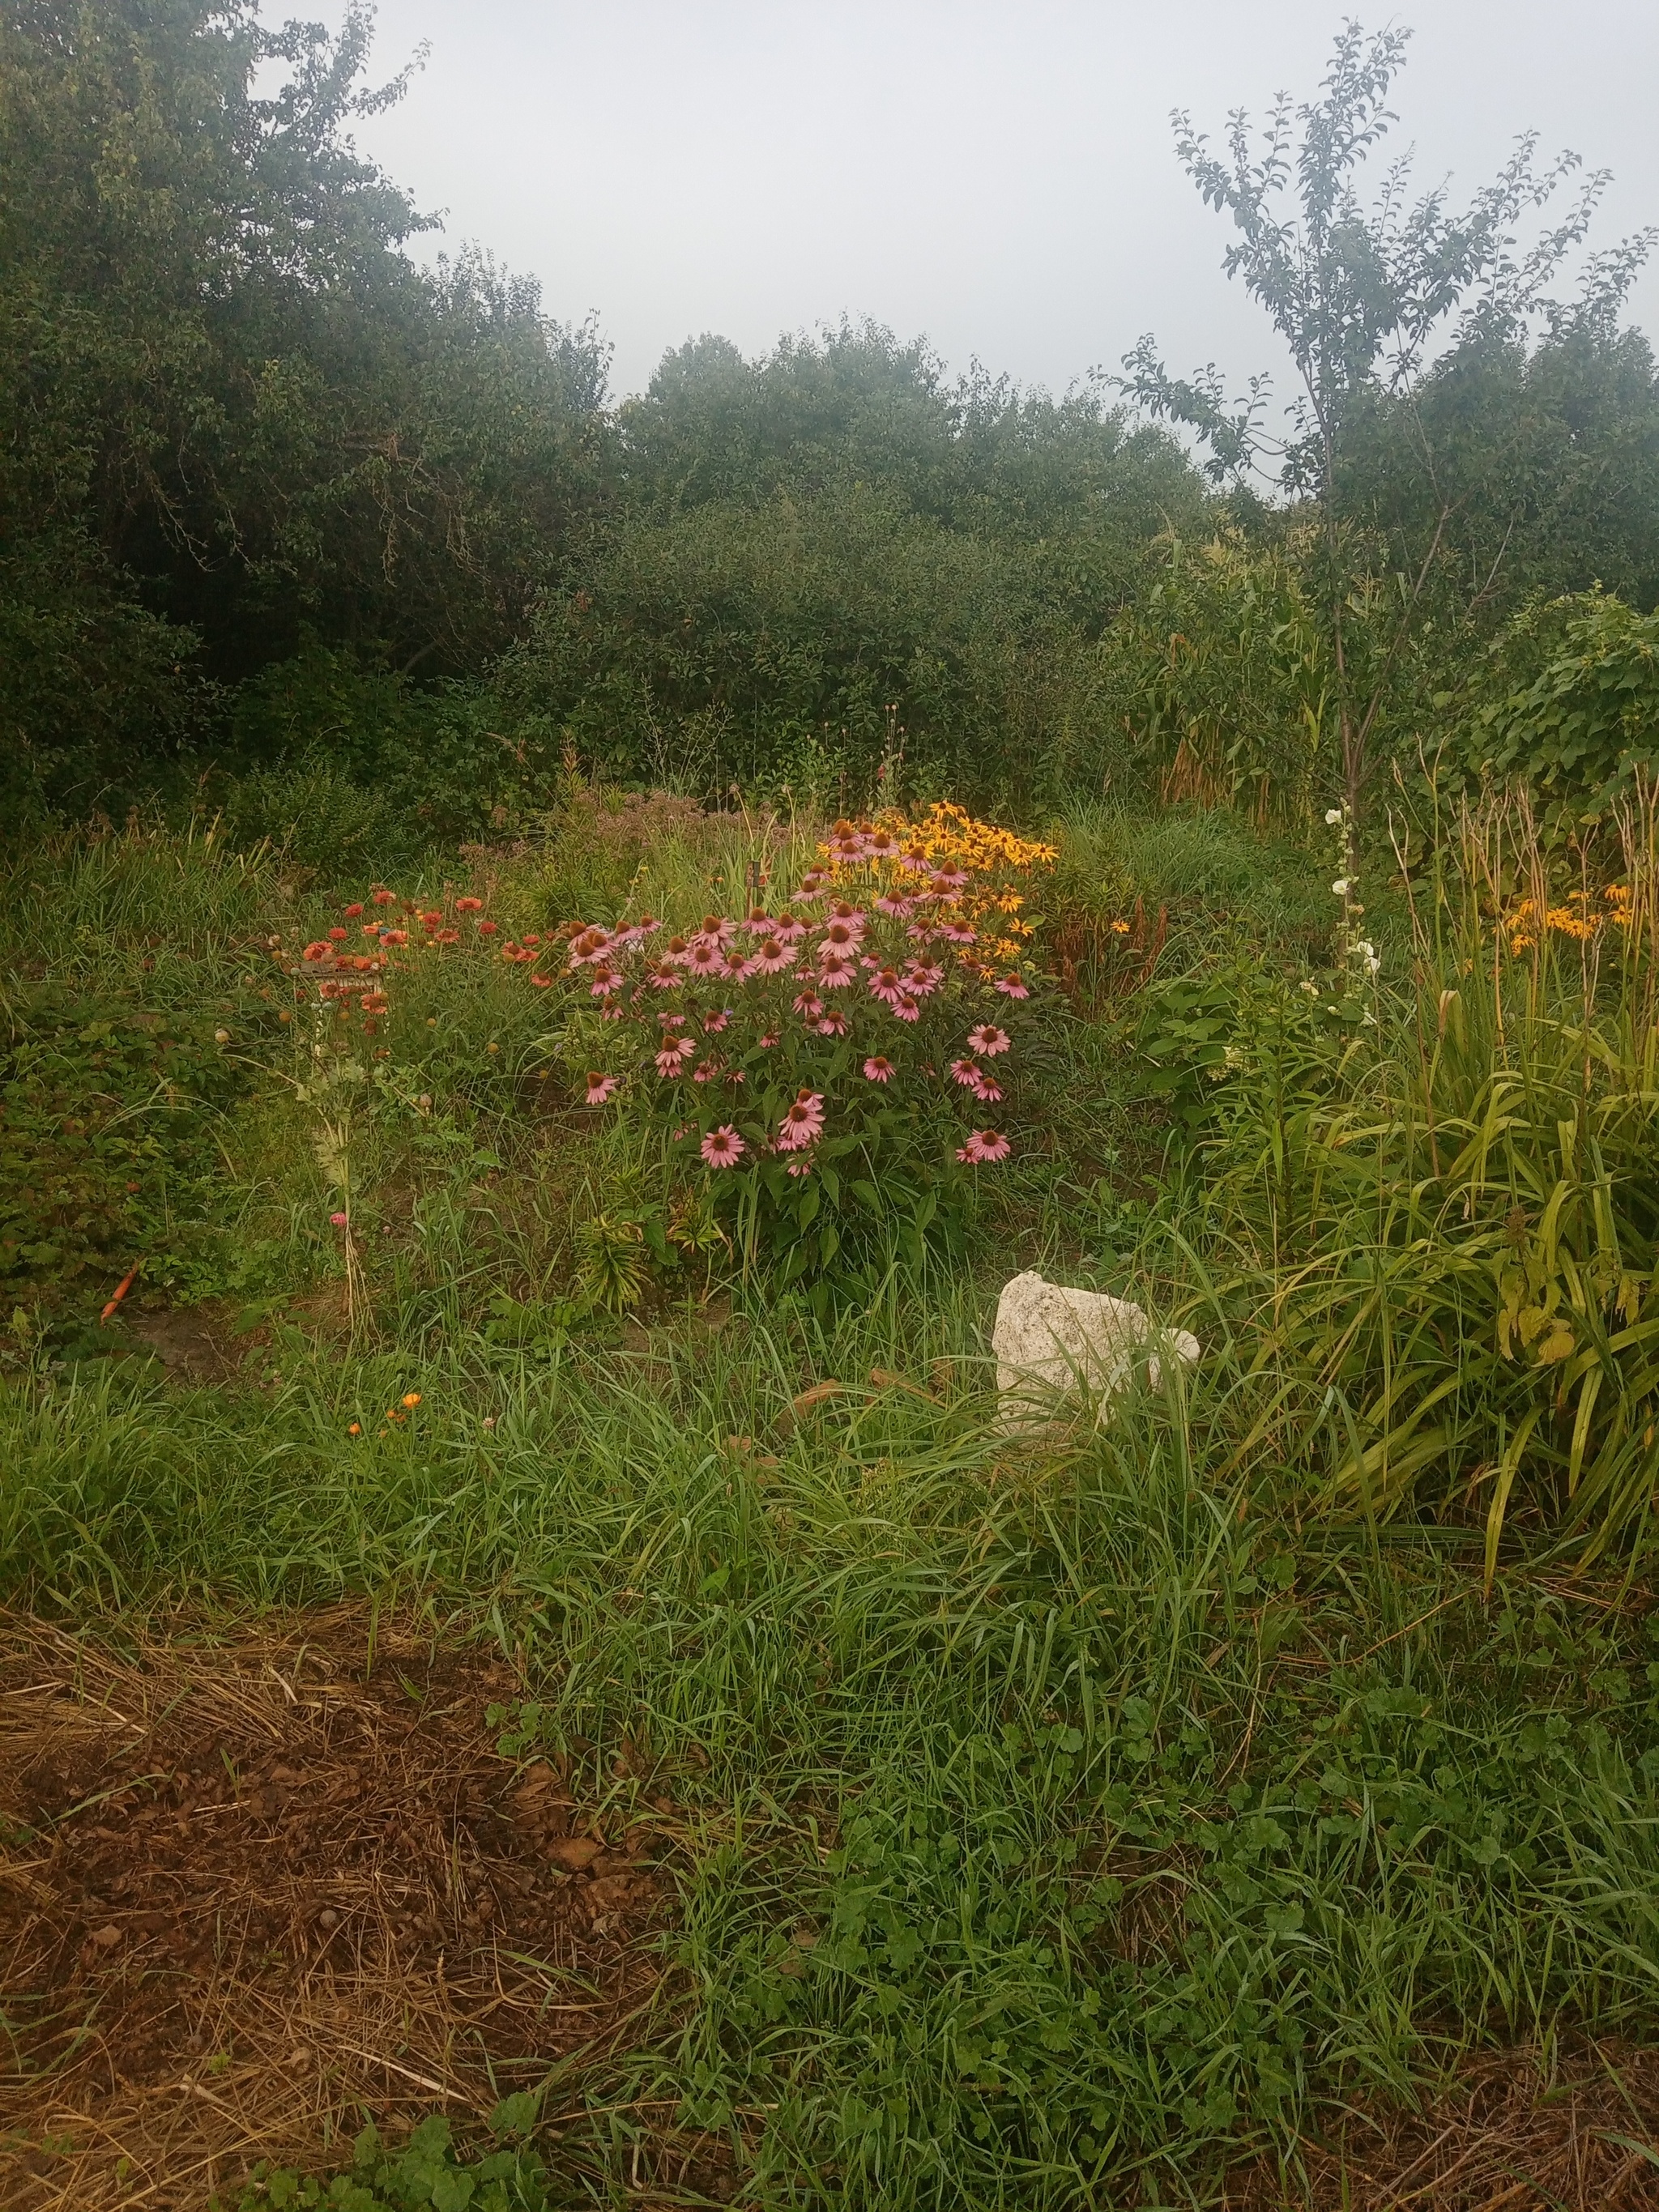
[{"left": 1459, "top": 590, "right": 1659, "bottom": 820}]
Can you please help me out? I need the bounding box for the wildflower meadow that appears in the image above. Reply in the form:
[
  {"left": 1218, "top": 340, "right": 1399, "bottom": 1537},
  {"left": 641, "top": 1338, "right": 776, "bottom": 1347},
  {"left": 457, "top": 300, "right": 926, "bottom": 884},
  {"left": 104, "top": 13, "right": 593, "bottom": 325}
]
[{"left": 6, "top": 8, "right": 1659, "bottom": 2210}]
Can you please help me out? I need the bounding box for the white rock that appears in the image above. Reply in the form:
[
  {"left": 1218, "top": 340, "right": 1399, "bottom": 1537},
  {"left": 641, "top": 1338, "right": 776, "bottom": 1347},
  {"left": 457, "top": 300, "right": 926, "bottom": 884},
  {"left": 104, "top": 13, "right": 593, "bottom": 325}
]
[{"left": 991, "top": 1270, "right": 1200, "bottom": 1429}]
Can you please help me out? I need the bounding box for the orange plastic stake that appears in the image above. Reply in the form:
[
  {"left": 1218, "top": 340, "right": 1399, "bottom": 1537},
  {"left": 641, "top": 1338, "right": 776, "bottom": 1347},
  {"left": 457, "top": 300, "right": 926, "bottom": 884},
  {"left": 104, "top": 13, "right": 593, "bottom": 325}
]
[{"left": 100, "top": 1266, "right": 139, "bottom": 1323}]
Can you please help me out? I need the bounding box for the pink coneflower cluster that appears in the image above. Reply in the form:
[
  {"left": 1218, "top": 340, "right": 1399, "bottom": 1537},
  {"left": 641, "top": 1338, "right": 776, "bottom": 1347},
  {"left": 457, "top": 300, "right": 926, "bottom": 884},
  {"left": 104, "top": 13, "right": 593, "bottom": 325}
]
[{"left": 527, "top": 851, "right": 1036, "bottom": 1187}]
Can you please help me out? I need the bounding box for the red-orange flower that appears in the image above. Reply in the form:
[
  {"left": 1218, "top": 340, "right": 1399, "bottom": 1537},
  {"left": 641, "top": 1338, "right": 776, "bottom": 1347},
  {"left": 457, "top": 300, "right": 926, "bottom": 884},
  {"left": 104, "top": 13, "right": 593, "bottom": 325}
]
[{"left": 456, "top": 896, "right": 484, "bottom": 914}]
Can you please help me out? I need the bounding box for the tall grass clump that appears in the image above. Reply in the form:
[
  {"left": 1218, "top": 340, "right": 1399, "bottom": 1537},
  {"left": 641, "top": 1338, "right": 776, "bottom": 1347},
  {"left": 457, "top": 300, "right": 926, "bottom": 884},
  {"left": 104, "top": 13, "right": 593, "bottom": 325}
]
[{"left": 1153, "top": 783, "right": 1659, "bottom": 1569}]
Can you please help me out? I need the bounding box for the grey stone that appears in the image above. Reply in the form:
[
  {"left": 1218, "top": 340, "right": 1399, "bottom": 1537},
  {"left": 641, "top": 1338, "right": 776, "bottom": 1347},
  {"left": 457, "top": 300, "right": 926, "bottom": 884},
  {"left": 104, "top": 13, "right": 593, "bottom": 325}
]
[{"left": 992, "top": 1270, "right": 1200, "bottom": 1428}]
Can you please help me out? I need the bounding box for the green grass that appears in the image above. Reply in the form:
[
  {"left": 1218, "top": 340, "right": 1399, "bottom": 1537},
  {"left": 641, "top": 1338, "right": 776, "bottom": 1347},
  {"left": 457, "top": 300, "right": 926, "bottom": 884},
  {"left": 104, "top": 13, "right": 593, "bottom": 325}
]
[
  {"left": 5, "top": 802, "right": 1659, "bottom": 2209},
  {"left": 6, "top": 1298, "right": 1659, "bottom": 2206}
]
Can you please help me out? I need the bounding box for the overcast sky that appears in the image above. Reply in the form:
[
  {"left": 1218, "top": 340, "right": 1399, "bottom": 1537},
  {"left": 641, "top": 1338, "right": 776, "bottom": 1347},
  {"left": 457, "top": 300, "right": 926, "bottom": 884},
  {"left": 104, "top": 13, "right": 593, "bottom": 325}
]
[{"left": 347, "top": 0, "right": 1659, "bottom": 407}]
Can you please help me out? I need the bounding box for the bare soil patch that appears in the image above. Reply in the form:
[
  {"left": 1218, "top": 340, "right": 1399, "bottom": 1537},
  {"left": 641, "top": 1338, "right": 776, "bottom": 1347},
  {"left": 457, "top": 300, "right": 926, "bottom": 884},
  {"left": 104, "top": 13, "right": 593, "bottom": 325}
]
[
  {"left": 126, "top": 1299, "right": 259, "bottom": 1386},
  {"left": 1230, "top": 2040, "right": 1659, "bottom": 2209},
  {"left": 0, "top": 1607, "right": 673, "bottom": 2210}
]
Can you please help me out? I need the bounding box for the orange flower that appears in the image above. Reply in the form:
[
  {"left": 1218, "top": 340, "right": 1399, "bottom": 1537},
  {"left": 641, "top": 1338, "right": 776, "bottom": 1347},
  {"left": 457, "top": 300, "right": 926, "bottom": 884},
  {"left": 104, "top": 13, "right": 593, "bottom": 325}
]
[
  {"left": 348, "top": 1421, "right": 361, "bottom": 1436},
  {"left": 402, "top": 1392, "right": 421, "bottom": 1408},
  {"left": 456, "top": 896, "right": 484, "bottom": 914}
]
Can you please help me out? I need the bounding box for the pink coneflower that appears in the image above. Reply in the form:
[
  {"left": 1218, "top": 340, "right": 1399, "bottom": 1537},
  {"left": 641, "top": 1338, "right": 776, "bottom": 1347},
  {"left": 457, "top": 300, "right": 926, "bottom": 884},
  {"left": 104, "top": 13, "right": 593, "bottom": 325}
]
[
  {"left": 865, "top": 828, "right": 900, "bottom": 861},
  {"left": 898, "top": 845, "right": 930, "bottom": 872},
  {"left": 906, "top": 922, "right": 940, "bottom": 944},
  {"left": 702, "top": 1008, "right": 731, "bottom": 1034},
  {"left": 939, "top": 922, "right": 977, "bottom": 945},
  {"left": 793, "top": 873, "right": 826, "bottom": 901},
  {"left": 932, "top": 865, "right": 970, "bottom": 892},
  {"left": 966, "top": 1023, "right": 1011, "bottom": 1056},
  {"left": 863, "top": 1055, "right": 895, "bottom": 1083},
  {"left": 793, "top": 991, "right": 824, "bottom": 1022},
  {"left": 827, "top": 899, "right": 864, "bottom": 926},
  {"left": 970, "top": 1075, "right": 1004, "bottom": 1102},
  {"left": 874, "top": 893, "right": 914, "bottom": 918},
  {"left": 786, "top": 1158, "right": 814, "bottom": 1176},
  {"left": 889, "top": 994, "right": 922, "bottom": 1023},
  {"left": 684, "top": 940, "right": 724, "bottom": 978},
  {"left": 758, "top": 1031, "right": 778, "bottom": 1049},
  {"left": 904, "top": 961, "right": 944, "bottom": 995},
  {"left": 774, "top": 915, "right": 808, "bottom": 945},
  {"left": 820, "top": 918, "right": 862, "bottom": 956},
  {"left": 656, "top": 1038, "right": 696, "bottom": 1077},
  {"left": 816, "top": 1009, "right": 850, "bottom": 1038},
  {"left": 749, "top": 936, "right": 792, "bottom": 974},
  {"left": 692, "top": 1059, "right": 719, "bottom": 1084},
  {"left": 702, "top": 1124, "right": 745, "bottom": 1166},
  {"left": 585, "top": 1073, "right": 618, "bottom": 1105},
  {"left": 689, "top": 914, "right": 736, "bottom": 950},
  {"left": 744, "top": 910, "right": 778, "bottom": 936},
  {"left": 817, "top": 950, "right": 856, "bottom": 988},
  {"left": 949, "top": 1058, "right": 983, "bottom": 1088},
  {"left": 868, "top": 965, "right": 907, "bottom": 1006},
  {"left": 644, "top": 959, "right": 682, "bottom": 990},
  {"left": 775, "top": 1091, "right": 825, "bottom": 1150},
  {"left": 659, "top": 1009, "right": 689, "bottom": 1029},
  {"left": 957, "top": 1128, "right": 1012, "bottom": 1163},
  {"left": 725, "top": 1068, "right": 746, "bottom": 1085},
  {"left": 994, "top": 974, "right": 1031, "bottom": 999},
  {"left": 590, "top": 966, "right": 624, "bottom": 998},
  {"left": 600, "top": 1004, "right": 625, "bottom": 1021},
  {"left": 567, "top": 926, "right": 611, "bottom": 965}
]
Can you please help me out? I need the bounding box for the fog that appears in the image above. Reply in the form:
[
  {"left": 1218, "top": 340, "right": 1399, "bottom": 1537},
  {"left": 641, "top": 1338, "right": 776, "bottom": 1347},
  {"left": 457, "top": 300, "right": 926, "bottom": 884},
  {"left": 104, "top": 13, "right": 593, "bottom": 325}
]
[{"left": 349, "top": 0, "right": 1659, "bottom": 403}]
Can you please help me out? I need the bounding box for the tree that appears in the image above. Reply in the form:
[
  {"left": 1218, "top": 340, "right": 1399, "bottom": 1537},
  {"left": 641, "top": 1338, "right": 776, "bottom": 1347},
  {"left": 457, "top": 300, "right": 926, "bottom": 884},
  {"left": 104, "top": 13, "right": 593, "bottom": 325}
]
[
  {"left": 0, "top": 0, "right": 611, "bottom": 802},
  {"left": 1120, "top": 17, "right": 1657, "bottom": 819}
]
